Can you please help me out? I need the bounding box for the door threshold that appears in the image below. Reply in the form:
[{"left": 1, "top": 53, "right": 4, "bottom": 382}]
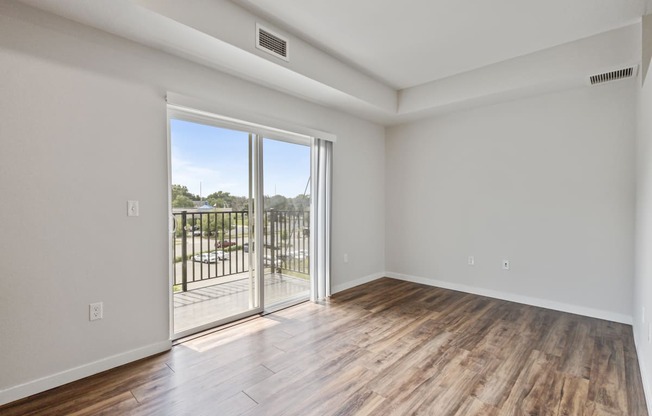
[{"left": 263, "top": 295, "right": 310, "bottom": 315}]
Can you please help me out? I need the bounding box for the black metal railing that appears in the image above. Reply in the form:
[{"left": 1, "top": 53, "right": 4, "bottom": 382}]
[{"left": 173, "top": 209, "right": 310, "bottom": 292}]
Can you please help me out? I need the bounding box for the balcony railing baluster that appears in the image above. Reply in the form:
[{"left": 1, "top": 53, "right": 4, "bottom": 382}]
[{"left": 173, "top": 209, "right": 309, "bottom": 292}]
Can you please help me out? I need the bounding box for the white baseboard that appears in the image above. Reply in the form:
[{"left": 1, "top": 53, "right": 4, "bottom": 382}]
[
  {"left": 0, "top": 340, "right": 171, "bottom": 406},
  {"left": 634, "top": 330, "right": 652, "bottom": 415},
  {"left": 385, "top": 272, "right": 633, "bottom": 325},
  {"left": 331, "top": 272, "right": 385, "bottom": 294}
]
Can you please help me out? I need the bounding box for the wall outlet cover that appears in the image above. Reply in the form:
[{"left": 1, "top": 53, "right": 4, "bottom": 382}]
[{"left": 90, "top": 302, "right": 103, "bottom": 321}]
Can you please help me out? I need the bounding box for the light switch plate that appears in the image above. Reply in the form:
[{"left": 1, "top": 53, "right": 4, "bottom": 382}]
[{"left": 127, "top": 200, "right": 139, "bottom": 217}]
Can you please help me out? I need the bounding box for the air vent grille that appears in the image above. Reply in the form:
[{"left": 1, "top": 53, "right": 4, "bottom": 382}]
[
  {"left": 256, "top": 24, "right": 289, "bottom": 62},
  {"left": 589, "top": 67, "right": 636, "bottom": 85}
]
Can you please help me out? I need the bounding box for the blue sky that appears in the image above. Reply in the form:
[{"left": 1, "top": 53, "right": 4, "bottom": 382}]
[{"left": 171, "top": 119, "right": 310, "bottom": 198}]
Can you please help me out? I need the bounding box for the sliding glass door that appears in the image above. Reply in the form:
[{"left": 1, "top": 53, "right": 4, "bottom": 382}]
[
  {"left": 262, "top": 137, "right": 311, "bottom": 311},
  {"left": 168, "top": 109, "right": 313, "bottom": 338}
]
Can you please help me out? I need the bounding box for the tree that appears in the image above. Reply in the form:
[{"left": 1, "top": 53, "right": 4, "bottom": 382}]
[
  {"left": 207, "top": 214, "right": 232, "bottom": 240},
  {"left": 171, "top": 184, "right": 199, "bottom": 201},
  {"left": 231, "top": 196, "right": 248, "bottom": 211},
  {"left": 291, "top": 194, "right": 310, "bottom": 211},
  {"left": 172, "top": 195, "right": 194, "bottom": 208},
  {"left": 267, "top": 194, "right": 289, "bottom": 210},
  {"left": 206, "top": 191, "right": 235, "bottom": 208}
]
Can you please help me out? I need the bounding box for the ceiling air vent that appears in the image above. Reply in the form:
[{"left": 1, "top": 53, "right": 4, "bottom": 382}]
[
  {"left": 256, "top": 24, "right": 289, "bottom": 62},
  {"left": 589, "top": 66, "right": 637, "bottom": 85}
]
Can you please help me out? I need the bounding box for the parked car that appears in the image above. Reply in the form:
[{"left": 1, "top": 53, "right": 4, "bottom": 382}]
[
  {"left": 193, "top": 252, "right": 216, "bottom": 263},
  {"left": 215, "top": 240, "right": 237, "bottom": 249},
  {"left": 215, "top": 250, "right": 229, "bottom": 260},
  {"left": 193, "top": 251, "right": 229, "bottom": 263}
]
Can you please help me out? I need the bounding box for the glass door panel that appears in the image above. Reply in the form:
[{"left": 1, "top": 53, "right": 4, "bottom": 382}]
[
  {"left": 170, "top": 118, "right": 260, "bottom": 337},
  {"left": 262, "top": 137, "right": 311, "bottom": 310}
]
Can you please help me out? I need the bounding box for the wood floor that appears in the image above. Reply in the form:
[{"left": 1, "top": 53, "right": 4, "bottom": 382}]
[{"left": 1, "top": 278, "right": 647, "bottom": 415}]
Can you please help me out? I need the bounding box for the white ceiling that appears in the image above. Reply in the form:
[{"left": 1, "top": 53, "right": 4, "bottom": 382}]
[
  {"left": 231, "top": 0, "right": 645, "bottom": 89},
  {"left": 12, "top": 0, "right": 648, "bottom": 124}
]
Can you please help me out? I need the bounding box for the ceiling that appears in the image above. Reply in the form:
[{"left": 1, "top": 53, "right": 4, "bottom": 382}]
[
  {"left": 12, "top": 0, "right": 649, "bottom": 124},
  {"left": 231, "top": 0, "right": 646, "bottom": 89}
]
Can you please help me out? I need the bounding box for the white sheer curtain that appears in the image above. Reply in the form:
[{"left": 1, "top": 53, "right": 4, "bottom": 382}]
[{"left": 310, "top": 138, "right": 333, "bottom": 301}]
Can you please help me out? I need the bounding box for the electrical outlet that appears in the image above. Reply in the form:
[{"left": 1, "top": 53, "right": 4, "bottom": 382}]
[
  {"left": 343, "top": 253, "right": 349, "bottom": 263},
  {"left": 90, "top": 302, "right": 103, "bottom": 321},
  {"left": 502, "top": 259, "right": 510, "bottom": 270},
  {"left": 468, "top": 256, "right": 475, "bottom": 266}
]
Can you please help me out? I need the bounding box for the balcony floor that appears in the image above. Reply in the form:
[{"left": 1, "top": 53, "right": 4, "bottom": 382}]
[{"left": 173, "top": 273, "right": 310, "bottom": 334}]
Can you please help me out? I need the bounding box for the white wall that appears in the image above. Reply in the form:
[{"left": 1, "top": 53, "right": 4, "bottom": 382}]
[
  {"left": 635, "top": 53, "right": 652, "bottom": 411},
  {"left": 0, "top": 2, "right": 385, "bottom": 403},
  {"left": 386, "top": 81, "right": 636, "bottom": 322}
]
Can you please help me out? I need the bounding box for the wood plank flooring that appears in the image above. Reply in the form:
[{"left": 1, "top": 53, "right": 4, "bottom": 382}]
[{"left": 1, "top": 278, "right": 647, "bottom": 415}]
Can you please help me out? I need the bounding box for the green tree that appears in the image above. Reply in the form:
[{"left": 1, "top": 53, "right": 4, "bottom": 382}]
[
  {"left": 172, "top": 195, "right": 195, "bottom": 208},
  {"left": 191, "top": 214, "right": 233, "bottom": 239},
  {"left": 171, "top": 184, "right": 199, "bottom": 201},
  {"left": 206, "top": 191, "right": 234, "bottom": 208},
  {"left": 267, "top": 195, "right": 289, "bottom": 210},
  {"left": 231, "top": 196, "right": 248, "bottom": 211},
  {"left": 291, "top": 194, "right": 310, "bottom": 211}
]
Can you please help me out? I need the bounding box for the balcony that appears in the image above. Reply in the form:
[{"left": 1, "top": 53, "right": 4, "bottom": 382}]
[{"left": 172, "top": 209, "right": 310, "bottom": 333}]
